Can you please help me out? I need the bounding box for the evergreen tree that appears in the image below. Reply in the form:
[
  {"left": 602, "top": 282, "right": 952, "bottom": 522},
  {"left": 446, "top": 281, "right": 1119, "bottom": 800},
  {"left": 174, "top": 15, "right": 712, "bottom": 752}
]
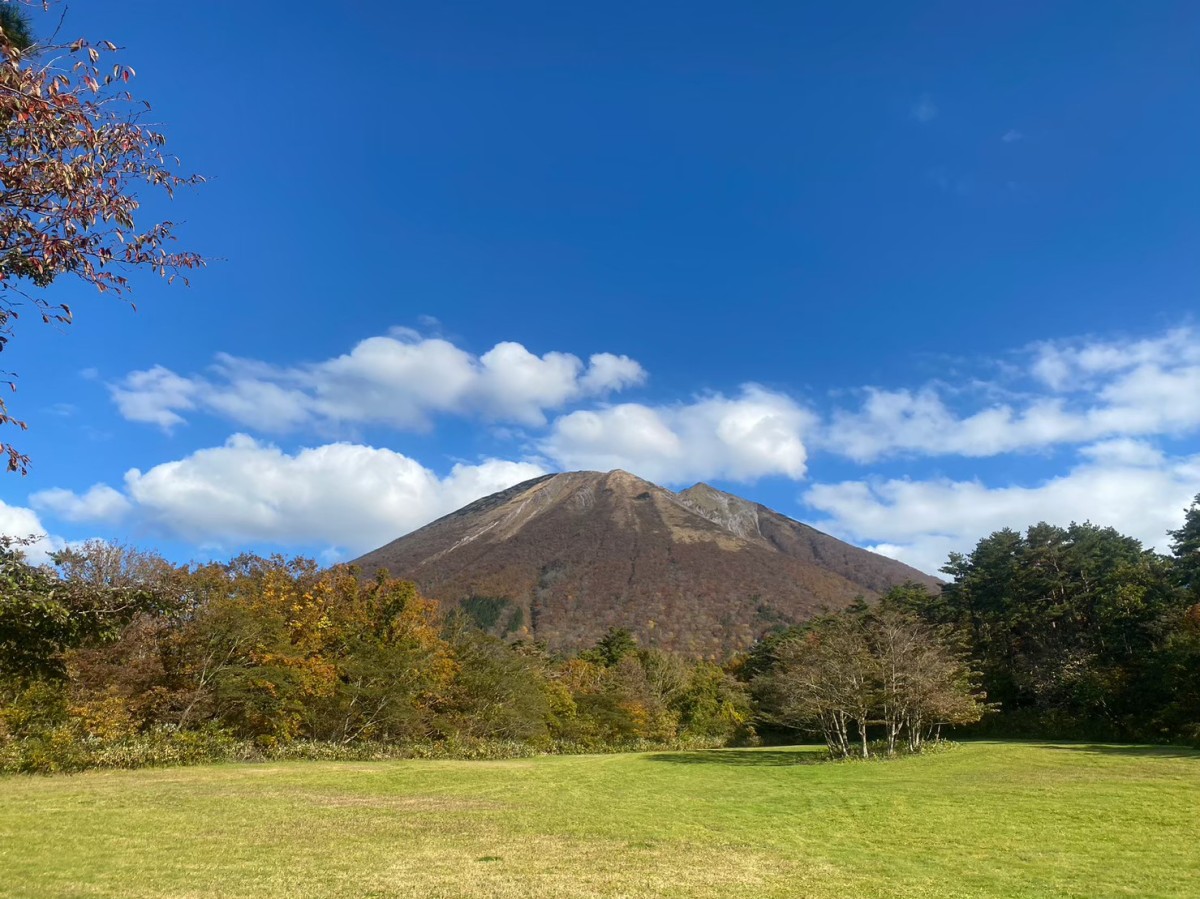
[{"left": 1169, "top": 494, "right": 1200, "bottom": 598}]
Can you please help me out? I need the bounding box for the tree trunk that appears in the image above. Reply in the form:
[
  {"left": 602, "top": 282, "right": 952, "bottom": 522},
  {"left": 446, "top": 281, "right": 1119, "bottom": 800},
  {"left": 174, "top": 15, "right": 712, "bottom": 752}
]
[
  {"left": 907, "top": 714, "right": 922, "bottom": 753},
  {"left": 833, "top": 710, "right": 850, "bottom": 759}
]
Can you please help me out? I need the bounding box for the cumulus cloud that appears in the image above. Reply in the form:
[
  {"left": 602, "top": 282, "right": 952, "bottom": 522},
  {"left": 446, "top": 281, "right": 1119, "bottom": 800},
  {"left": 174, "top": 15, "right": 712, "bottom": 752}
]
[
  {"left": 823, "top": 328, "right": 1200, "bottom": 461},
  {"left": 30, "top": 484, "right": 131, "bottom": 524},
  {"left": 0, "top": 500, "right": 65, "bottom": 565},
  {"left": 67, "top": 435, "right": 547, "bottom": 553},
  {"left": 804, "top": 440, "right": 1200, "bottom": 575},
  {"left": 110, "top": 333, "right": 646, "bottom": 433},
  {"left": 540, "top": 385, "right": 814, "bottom": 484}
]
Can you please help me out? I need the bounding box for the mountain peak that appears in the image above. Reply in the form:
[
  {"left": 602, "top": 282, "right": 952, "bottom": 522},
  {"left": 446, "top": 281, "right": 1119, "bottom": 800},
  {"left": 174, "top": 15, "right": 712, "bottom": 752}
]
[
  {"left": 600, "top": 468, "right": 656, "bottom": 487},
  {"left": 676, "top": 482, "right": 763, "bottom": 540}
]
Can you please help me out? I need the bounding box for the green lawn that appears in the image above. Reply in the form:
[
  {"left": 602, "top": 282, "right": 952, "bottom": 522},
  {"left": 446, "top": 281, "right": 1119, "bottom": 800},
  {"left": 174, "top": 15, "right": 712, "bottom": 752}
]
[{"left": 1, "top": 742, "right": 1197, "bottom": 898}]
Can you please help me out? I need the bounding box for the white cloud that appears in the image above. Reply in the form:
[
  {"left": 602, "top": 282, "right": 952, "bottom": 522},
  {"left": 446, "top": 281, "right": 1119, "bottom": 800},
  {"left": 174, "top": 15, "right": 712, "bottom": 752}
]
[
  {"left": 110, "top": 365, "right": 199, "bottom": 430},
  {"left": 911, "top": 94, "right": 939, "bottom": 123},
  {"left": 103, "top": 435, "right": 547, "bottom": 552},
  {"left": 1030, "top": 328, "right": 1200, "bottom": 389},
  {"left": 70, "top": 323, "right": 1200, "bottom": 568},
  {"left": 579, "top": 352, "right": 649, "bottom": 395},
  {"left": 1077, "top": 437, "right": 1165, "bottom": 467},
  {"left": 541, "top": 385, "right": 814, "bottom": 484},
  {"left": 823, "top": 328, "right": 1200, "bottom": 461},
  {"left": 0, "top": 500, "right": 65, "bottom": 565},
  {"left": 804, "top": 441, "right": 1200, "bottom": 574},
  {"left": 1001, "top": 129, "right": 1023, "bottom": 143},
  {"left": 30, "top": 484, "right": 131, "bottom": 524},
  {"left": 40, "top": 386, "right": 815, "bottom": 559},
  {"left": 823, "top": 390, "right": 1086, "bottom": 460},
  {"left": 110, "top": 333, "right": 647, "bottom": 434}
]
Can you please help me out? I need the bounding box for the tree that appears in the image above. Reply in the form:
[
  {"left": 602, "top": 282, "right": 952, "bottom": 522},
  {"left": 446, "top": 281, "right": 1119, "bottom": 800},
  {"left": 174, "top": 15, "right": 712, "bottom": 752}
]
[
  {"left": 584, "top": 627, "right": 639, "bottom": 667},
  {"left": 0, "top": 5, "right": 33, "bottom": 52},
  {"left": 1150, "top": 496, "right": 1200, "bottom": 743},
  {"left": 0, "top": 535, "right": 77, "bottom": 680},
  {"left": 301, "top": 568, "right": 455, "bottom": 744},
  {"left": 928, "top": 522, "right": 1184, "bottom": 737},
  {"left": 440, "top": 621, "right": 552, "bottom": 743},
  {"left": 670, "top": 657, "right": 753, "bottom": 742},
  {"left": 1, "top": 1, "right": 203, "bottom": 473},
  {"left": 0, "top": 535, "right": 162, "bottom": 682},
  {"left": 756, "top": 609, "right": 985, "bottom": 759},
  {"left": 52, "top": 538, "right": 180, "bottom": 590},
  {"left": 868, "top": 609, "right": 984, "bottom": 754},
  {"left": 758, "top": 615, "right": 874, "bottom": 758},
  {"left": 173, "top": 558, "right": 456, "bottom": 746},
  {"left": 1169, "top": 494, "right": 1200, "bottom": 598}
]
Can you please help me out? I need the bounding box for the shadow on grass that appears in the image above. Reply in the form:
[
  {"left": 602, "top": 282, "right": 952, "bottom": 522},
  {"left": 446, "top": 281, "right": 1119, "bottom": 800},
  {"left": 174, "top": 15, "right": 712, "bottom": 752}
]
[
  {"left": 1034, "top": 743, "right": 1200, "bottom": 760},
  {"left": 645, "top": 749, "right": 825, "bottom": 767}
]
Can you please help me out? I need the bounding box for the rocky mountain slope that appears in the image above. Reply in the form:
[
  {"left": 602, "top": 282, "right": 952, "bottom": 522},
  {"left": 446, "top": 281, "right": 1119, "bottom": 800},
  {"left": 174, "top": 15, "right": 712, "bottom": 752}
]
[{"left": 352, "top": 470, "right": 938, "bottom": 657}]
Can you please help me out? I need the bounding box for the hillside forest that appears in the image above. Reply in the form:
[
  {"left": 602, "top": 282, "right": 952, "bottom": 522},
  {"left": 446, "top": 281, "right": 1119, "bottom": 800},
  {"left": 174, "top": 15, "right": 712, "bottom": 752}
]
[{"left": 2, "top": 494, "right": 1199, "bottom": 773}]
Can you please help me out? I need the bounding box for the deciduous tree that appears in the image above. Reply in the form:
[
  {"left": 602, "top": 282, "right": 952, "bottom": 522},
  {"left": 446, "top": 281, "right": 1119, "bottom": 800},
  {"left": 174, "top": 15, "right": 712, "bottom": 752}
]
[
  {"left": 1, "top": 0, "right": 203, "bottom": 473},
  {"left": 758, "top": 616, "right": 874, "bottom": 758},
  {"left": 757, "top": 608, "right": 984, "bottom": 758}
]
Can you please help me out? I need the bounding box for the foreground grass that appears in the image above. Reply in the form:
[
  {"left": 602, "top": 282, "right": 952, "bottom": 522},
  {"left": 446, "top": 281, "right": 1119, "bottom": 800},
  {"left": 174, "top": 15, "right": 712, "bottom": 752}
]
[{"left": 1, "top": 742, "right": 1198, "bottom": 899}]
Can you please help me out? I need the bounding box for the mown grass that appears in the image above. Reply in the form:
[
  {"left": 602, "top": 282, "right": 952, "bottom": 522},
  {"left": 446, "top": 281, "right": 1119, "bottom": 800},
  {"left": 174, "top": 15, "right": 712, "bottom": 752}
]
[{"left": 1, "top": 741, "right": 1198, "bottom": 898}]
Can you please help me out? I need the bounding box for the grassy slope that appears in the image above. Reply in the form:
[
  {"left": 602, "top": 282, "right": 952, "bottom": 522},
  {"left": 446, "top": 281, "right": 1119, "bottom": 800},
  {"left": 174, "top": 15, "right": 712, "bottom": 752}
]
[{"left": 1, "top": 742, "right": 1197, "bottom": 899}]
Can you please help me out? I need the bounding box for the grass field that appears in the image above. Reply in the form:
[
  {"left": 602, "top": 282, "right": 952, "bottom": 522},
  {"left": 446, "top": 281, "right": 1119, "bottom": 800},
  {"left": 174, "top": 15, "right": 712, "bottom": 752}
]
[{"left": 1, "top": 742, "right": 1198, "bottom": 899}]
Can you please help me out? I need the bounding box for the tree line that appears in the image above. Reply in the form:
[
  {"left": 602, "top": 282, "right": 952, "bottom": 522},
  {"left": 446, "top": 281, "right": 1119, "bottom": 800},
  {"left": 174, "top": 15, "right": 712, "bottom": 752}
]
[
  {"left": 2, "top": 494, "right": 1199, "bottom": 772},
  {"left": 0, "top": 542, "right": 753, "bottom": 772},
  {"left": 752, "top": 494, "right": 1200, "bottom": 751}
]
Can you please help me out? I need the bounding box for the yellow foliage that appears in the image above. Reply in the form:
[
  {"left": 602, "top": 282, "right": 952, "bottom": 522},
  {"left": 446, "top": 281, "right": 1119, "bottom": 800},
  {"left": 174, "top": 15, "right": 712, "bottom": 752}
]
[{"left": 69, "top": 689, "right": 136, "bottom": 741}]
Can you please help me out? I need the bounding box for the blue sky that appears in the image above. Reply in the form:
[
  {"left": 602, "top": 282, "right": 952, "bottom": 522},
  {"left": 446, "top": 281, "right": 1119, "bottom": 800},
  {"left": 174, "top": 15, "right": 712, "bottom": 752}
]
[{"left": 3, "top": 1, "right": 1199, "bottom": 574}]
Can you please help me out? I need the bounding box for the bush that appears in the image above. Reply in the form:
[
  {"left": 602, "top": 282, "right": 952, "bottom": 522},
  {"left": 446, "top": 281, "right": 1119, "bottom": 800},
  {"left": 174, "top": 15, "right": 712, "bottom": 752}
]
[
  {"left": 0, "top": 727, "right": 734, "bottom": 775},
  {"left": 0, "top": 724, "right": 250, "bottom": 774}
]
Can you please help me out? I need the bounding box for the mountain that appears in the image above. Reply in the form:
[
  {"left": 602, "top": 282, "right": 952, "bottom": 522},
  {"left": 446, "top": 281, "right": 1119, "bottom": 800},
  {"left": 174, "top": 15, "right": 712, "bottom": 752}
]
[{"left": 352, "top": 470, "right": 939, "bottom": 657}]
